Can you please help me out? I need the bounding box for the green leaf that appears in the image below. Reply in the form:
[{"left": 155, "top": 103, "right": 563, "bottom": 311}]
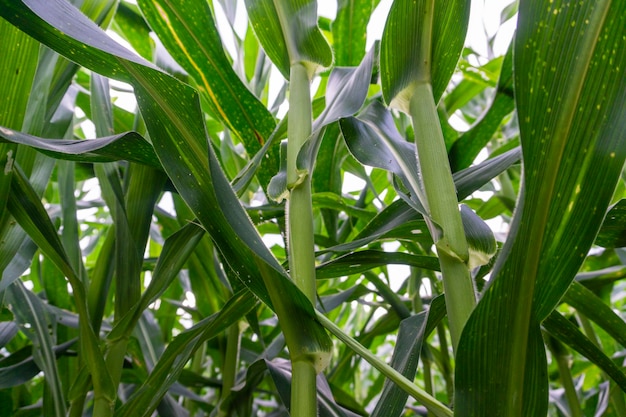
[
  {"left": 318, "top": 199, "right": 431, "bottom": 254},
  {"left": 318, "top": 146, "right": 519, "bottom": 255},
  {"left": 455, "top": 0, "right": 626, "bottom": 414},
  {"left": 332, "top": 0, "right": 377, "bottom": 66},
  {"left": 0, "top": 20, "right": 38, "bottom": 131},
  {"left": 0, "top": 339, "right": 75, "bottom": 390},
  {"left": 543, "top": 311, "right": 626, "bottom": 392},
  {"left": 0, "top": 125, "right": 161, "bottom": 167},
  {"left": 7, "top": 281, "right": 67, "bottom": 416},
  {"left": 316, "top": 250, "right": 440, "bottom": 279},
  {"left": 371, "top": 313, "right": 428, "bottom": 417},
  {"left": 314, "top": 44, "right": 377, "bottom": 130},
  {"left": 444, "top": 56, "right": 502, "bottom": 115},
  {"left": 111, "top": 2, "right": 154, "bottom": 61},
  {"left": 595, "top": 199, "right": 626, "bottom": 248},
  {"left": 564, "top": 281, "right": 626, "bottom": 349},
  {"left": 380, "top": 0, "right": 470, "bottom": 111},
  {"left": 7, "top": 163, "right": 117, "bottom": 408},
  {"left": 108, "top": 222, "right": 205, "bottom": 342},
  {"left": 312, "top": 192, "right": 374, "bottom": 222},
  {"left": 0, "top": 0, "right": 332, "bottom": 379},
  {"left": 137, "top": 0, "right": 278, "bottom": 187},
  {"left": 296, "top": 44, "right": 378, "bottom": 176},
  {"left": 340, "top": 102, "right": 428, "bottom": 217},
  {"left": 118, "top": 290, "right": 257, "bottom": 417},
  {"left": 449, "top": 47, "right": 515, "bottom": 171},
  {"left": 0, "top": 17, "right": 39, "bottom": 251},
  {"left": 263, "top": 358, "right": 362, "bottom": 417},
  {"left": 453, "top": 147, "right": 521, "bottom": 200},
  {"left": 244, "top": 0, "right": 333, "bottom": 78}
]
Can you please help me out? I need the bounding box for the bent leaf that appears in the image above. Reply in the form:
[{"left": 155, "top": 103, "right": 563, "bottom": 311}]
[
  {"left": 0, "top": 0, "right": 332, "bottom": 406},
  {"left": 0, "top": 125, "right": 161, "bottom": 168},
  {"left": 137, "top": 0, "right": 278, "bottom": 186}
]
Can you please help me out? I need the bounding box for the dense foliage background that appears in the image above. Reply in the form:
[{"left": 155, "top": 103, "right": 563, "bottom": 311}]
[{"left": 0, "top": 0, "right": 624, "bottom": 416}]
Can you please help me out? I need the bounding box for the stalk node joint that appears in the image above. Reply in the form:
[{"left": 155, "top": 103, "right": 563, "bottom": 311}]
[
  {"left": 435, "top": 237, "right": 469, "bottom": 264},
  {"left": 287, "top": 169, "right": 309, "bottom": 191},
  {"left": 292, "top": 349, "right": 331, "bottom": 374}
]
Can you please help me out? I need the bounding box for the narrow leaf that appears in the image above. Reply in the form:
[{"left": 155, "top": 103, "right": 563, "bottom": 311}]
[
  {"left": 316, "top": 250, "right": 440, "bottom": 279},
  {"left": 371, "top": 312, "right": 428, "bottom": 417},
  {"left": 544, "top": 311, "right": 626, "bottom": 392},
  {"left": 137, "top": 0, "right": 278, "bottom": 186},
  {"left": 0, "top": 125, "right": 161, "bottom": 168},
  {"left": 449, "top": 47, "right": 515, "bottom": 171}
]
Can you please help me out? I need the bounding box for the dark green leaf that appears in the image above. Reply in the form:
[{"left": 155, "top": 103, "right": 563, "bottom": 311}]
[
  {"left": 371, "top": 312, "right": 427, "bottom": 417},
  {"left": 380, "top": 0, "right": 470, "bottom": 110},
  {"left": 595, "top": 199, "right": 626, "bottom": 248},
  {"left": 544, "top": 311, "right": 626, "bottom": 392},
  {"left": 137, "top": 0, "right": 278, "bottom": 187},
  {"left": 244, "top": 0, "right": 332, "bottom": 78},
  {"left": 316, "top": 250, "right": 440, "bottom": 279},
  {"left": 564, "top": 281, "right": 626, "bottom": 349},
  {"left": 455, "top": 0, "right": 626, "bottom": 414},
  {"left": 0, "top": 125, "right": 161, "bottom": 168}
]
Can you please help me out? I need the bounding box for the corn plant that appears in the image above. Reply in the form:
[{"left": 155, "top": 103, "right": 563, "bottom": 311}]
[{"left": 0, "top": 0, "right": 625, "bottom": 416}]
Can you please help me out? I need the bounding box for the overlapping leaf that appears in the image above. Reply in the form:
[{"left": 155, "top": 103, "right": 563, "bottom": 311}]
[
  {"left": 340, "top": 101, "right": 428, "bottom": 216},
  {"left": 449, "top": 47, "right": 515, "bottom": 171},
  {"left": 137, "top": 0, "right": 278, "bottom": 186},
  {"left": 0, "top": 1, "right": 332, "bottom": 412},
  {"left": 371, "top": 312, "right": 428, "bottom": 417},
  {"left": 316, "top": 250, "right": 440, "bottom": 279},
  {"left": 0, "top": 125, "right": 161, "bottom": 167},
  {"left": 244, "top": 0, "right": 332, "bottom": 78},
  {"left": 380, "top": 0, "right": 470, "bottom": 110},
  {"left": 543, "top": 311, "right": 626, "bottom": 391}
]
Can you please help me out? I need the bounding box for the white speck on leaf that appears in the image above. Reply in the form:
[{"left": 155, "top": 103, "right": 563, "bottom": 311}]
[{"left": 4, "top": 150, "right": 13, "bottom": 175}]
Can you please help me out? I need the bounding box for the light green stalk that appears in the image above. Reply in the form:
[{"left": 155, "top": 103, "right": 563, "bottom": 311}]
[
  {"left": 409, "top": 0, "right": 475, "bottom": 351},
  {"left": 286, "top": 62, "right": 318, "bottom": 417}
]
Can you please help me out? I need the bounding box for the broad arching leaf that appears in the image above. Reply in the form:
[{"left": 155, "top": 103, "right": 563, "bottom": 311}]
[
  {"left": 244, "top": 0, "right": 332, "bottom": 78},
  {"left": 0, "top": 3, "right": 332, "bottom": 414},
  {"left": 380, "top": 0, "right": 469, "bottom": 110},
  {"left": 137, "top": 0, "right": 278, "bottom": 187},
  {"left": 455, "top": 0, "right": 626, "bottom": 415}
]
